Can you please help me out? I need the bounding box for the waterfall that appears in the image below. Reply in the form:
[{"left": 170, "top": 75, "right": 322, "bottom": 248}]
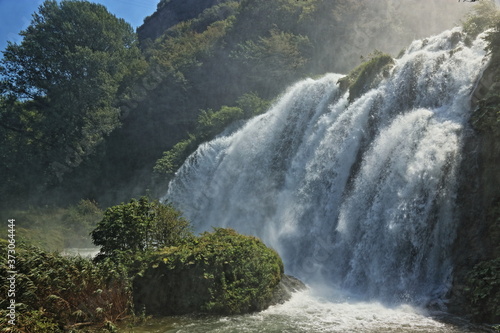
[{"left": 163, "top": 28, "right": 489, "bottom": 307}]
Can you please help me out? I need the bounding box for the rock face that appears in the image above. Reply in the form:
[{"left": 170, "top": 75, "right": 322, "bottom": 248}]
[
  {"left": 448, "top": 58, "right": 500, "bottom": 322},
  {"left": 137, "top": 0, "right": 237, "bottom": 43},
  {"left": 269, "top": 274, "right": 307, "bottom": 305}
]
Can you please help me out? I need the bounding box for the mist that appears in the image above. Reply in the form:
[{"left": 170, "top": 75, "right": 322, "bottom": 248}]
[{"left": 305, "top": 0, "right": 472, "bottom": 74}]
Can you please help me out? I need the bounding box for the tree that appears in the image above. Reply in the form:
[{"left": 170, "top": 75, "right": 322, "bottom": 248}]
[
  {"left": 462, "top": 0, "right": 500, "bottom": 38},
  {"left": 90, "top": 197, "right": 192, "bottom": 259},
  {"left": 0, "top": 0, "right": 146, "bottom": 198}
]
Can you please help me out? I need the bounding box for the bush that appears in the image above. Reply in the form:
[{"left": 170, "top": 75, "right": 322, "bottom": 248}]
[
  {"left": 133, "top": 228, "right": 284, "bottom": 315},
  {"left": 153, "top": 93, "right": 270, "bottom": 178},
  {"left": 462, "top": 0, "right": 500, "bottom": 39},
  {"left": 196, "top": 106, "right": 245, "bottom": 139},
  {"left": 465, "top": 257, "right": 500, "bottom": 323},
  {"left": 0, "top": 240, "right": 130, "bottom": 331},
  {"left": 153, "top": 135, "right": 199, "bottom": 177},
  {"left": 91, "top": 197, "right": 192, "bottom": 260}
]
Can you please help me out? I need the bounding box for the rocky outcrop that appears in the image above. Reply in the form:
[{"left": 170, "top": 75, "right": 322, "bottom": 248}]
[
  {"left": 269, "top": 275, "right": 307, "bottom": 305},
  {"left": 449, "top": 57, "right": 500, "bottom": 323},
  {"left": 337, "top": 53, "right": 395, "bottom": 103}
]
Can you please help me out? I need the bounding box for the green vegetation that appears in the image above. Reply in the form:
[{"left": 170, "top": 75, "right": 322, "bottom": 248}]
[
  {"left": 153, "top": 93, "right": 270, "bottom": 178},
  {"left": 337, "top": 51, "right": 394, "bottom": 103},
  {"left": 133, "top": 228, "right": 284, "bottom": 315},
  {"left": 465, "top": 258, "right": 500, "bottom": 323},
  {"left": 0, "top": 0, "right": 146, "bottom": 205},
  {"left": 91, "top": 197, "right": 192, "bottom": 261},
  {"left": 1, "top": 199, "right": 285, "bottom": 331},
  {"left": 0, "top": 239, "right": 129, "bottom": 332},
  {"left": 0, "top": 0, "right": 468, "bottom": 208},
  {"left": 462, "top": 0, "right": 500, "bottom": 40}
]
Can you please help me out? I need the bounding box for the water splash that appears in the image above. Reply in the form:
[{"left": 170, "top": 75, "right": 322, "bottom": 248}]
[
  {"left": 164, "top": 27, "right": 488, "bottom": 306},
  {"left": 127, "top": 289, "right": 483, "bottom": 332}
]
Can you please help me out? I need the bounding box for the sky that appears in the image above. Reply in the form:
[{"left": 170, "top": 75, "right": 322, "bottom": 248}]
[{"left": 0, "top": 0, "right": 158, "bottom": 52}]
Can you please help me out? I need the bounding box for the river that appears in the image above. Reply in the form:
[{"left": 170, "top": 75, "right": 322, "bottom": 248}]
[{"left": 126, "top": 288, "right": 489, "bottom": 333}]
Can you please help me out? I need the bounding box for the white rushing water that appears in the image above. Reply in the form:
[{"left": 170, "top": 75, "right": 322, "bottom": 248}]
[
  {"left": 163, "top": 27, "right": 489, "bottom": 328},
  {"left": 130, "top": 289, "right": 484, "bottom": 332}
]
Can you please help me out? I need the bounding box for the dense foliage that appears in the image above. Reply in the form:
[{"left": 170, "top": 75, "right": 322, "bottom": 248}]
[
  {"left": 91, "top": 197, "right": 192, "bottom": 260},
  {"left": 0, "top": 0, "right": 146, "bottom": 206},
  {"left": 153, "top": 92, "right": 270, "bottom": 178},
  {"left": 0, "top": 239, "right": 130, "bottom": 332},
  {"left": 1, "top": 202, "right": 286, "bottom": 330},
  {"left": 462, "top": 0, "right": 500, "bottom": 40},
  {"left": 465, "top": 258, "right": 500, "bottom": 324},
  {"left": 133, "top": 228, "right": 284, "bottom": 315}
]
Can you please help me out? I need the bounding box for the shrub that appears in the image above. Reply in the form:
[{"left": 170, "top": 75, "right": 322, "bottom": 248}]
[
  {"left": 91, "top": 197, "right": 192, "bottom": 260},
  {"left": 153, "top": 93, "right": 270, "bottom": 178},
  {"left": 133, "top": 228, "right": 284, "bottom": 315},
  {"left": 196, "top": 106, "right": 245, "bottom": 139},
  {"left": 0, "top": 240, "right": 130, "bottom": 331},
  {"left": 465, "top": 257, "right": 500, "bottom": 323},
  {"left": 462, "top": 0, "right": 500, "bottom": 39}
]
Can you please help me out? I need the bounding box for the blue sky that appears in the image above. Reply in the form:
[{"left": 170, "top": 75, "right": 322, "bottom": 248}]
[{"left": 0, "top": 0, "right": 158, "bottom": 52}]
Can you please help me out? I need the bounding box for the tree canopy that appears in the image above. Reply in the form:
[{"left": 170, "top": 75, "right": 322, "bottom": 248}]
[
  {"left": 91, "top": 197, "right": 192, "bottom": 259},
  {"left": 0, "top": 0, "right": 145, "bottom": 200}
]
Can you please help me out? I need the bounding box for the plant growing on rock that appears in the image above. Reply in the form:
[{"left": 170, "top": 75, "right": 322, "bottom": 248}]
[
  {"left": 133, "top": 228, "right": 284, "bottom": 315},
  {"left": 465, "top": 257, "right": 500, "bottom": 323}
]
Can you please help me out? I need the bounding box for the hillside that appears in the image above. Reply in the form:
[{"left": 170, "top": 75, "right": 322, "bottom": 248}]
[{"left": 61, "top": 0, "right": 471, "bottom": 206}]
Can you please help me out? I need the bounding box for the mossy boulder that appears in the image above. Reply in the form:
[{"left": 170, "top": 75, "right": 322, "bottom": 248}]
[
  {"left": 132, "top": 228, "right": 286, "bottom": 315},
  {"left": 338, "top": 52, "right": 394, "bottom": 103}
]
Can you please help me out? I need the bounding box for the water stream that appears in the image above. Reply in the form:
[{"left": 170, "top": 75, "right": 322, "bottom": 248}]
[{"left": 127, "top": 290, "right": 487, "bottom": 333}]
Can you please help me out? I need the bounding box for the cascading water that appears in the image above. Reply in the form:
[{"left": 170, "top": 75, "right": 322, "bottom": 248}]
[{"left": 163, "top": 27, "right": 489, "bottom": 311}]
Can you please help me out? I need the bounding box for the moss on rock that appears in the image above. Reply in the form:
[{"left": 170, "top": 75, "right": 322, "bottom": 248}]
[
  {"left": 337, "top": 52, "right": 394, "bottom": 103},
  {"left": 132, "top": 228, "right": 285, "bottom": 315}
]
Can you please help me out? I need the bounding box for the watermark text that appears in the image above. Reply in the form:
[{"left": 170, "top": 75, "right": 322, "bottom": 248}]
[{"left": 6, "top": 219, "right": 16, "bottom": 325}]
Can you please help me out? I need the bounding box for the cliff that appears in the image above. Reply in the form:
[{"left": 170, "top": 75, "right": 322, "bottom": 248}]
[{"left": 450, "top": 54, "right": 500, "bottom": 323}]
